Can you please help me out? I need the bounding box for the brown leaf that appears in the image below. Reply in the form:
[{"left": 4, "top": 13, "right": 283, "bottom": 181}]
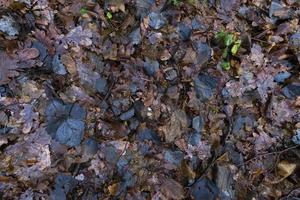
[
  {"left": 61, "top": 53, "right": 76, "bottom": 75},
  {"left": 108, "top": 182, "right": 120, "bottom": 196},
  {"left": 18, "top": 104, "right": 39, "bottom": 134},
  {"left": 165, "top": 110, "right": 188, "bottom": 142},
  {"left": 65, "top": 26, "right": 92, "bottom": 47},
  {"left": 5, "top": 128, "right": 51, "bottom": 181},
  {"left": 267, "top": 160, "right": 296, "bottom": 184},
  {"left": 0, "top": 52, "right": 19, "bottom": 85},
  {"left": 160, "top": 178, "right": 185, "bottom": 200},
  {"left": 250, "top": 44, "right": 264, "bottom": 67},
  {"left": 267, "top": 97, "right": 297, "bottom": 125},
  {"left": 18, "top": 48, "right": 39, "bottom": 61},
  {"left": 253, "top": 132, "right": 276, "bottom": 153},
  {"left": 106, "top": 0, "right": 126, "bottom": 13},
  {"left": 181, "top": 161, "right": 196, "bottom": 180}
]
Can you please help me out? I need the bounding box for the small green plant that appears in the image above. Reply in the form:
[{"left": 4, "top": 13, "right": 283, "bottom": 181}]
[
  {"left": 215, "top": 31, "right": 241, "bottom": 70},
  {"left": 221, "top": 61, "right": 230, "bottom": 71},
  {"left": 169, "top": 0, "right": 181, "bottom": 6},
  {"left": 106, "top": 11, "right": 113, "bottom": 19},
  {"left": 80, "top": 7, "right": 88, "bottom": 15}
]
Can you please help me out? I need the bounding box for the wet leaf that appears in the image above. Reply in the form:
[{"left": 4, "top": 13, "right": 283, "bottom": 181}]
[
  {"left": 190, "top": 178, "right": 219, "bottom": 200},
  {"left": 45, "top": 100, "right": 86, "bottom": 147},
  {"left": 194, "top": 74, "right": 218, "bottom": 102},
  {"left": 148, "top": 12, "right": 167, "bottom": 30}
]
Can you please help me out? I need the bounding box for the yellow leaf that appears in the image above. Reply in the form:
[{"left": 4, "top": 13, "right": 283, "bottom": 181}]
[
  {"left": 277, "top": 160, "right": 296, "bottom": 178},
  {"left": 108, "top": 182, "right": 119, "bottom": 196}
]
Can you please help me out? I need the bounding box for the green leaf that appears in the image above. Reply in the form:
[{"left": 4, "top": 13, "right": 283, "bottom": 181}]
[
  {"left": 224, "top": 34, "right": 234, "bottom": 47},
  {"left": 221, "top": 61, "right": 230, "bottom": 70},
  {"left": 80, "top": 7, "right": 88, "bottom": 15},
  {"left": 222, "top": 47, "right": 228, "bottom": 58},
  {"left": 106, "top": 12, "right": 113, "bottom": 19},
  {"left": 169, "top": 0, "right": 180, "bottom": 6},
  {"left": 231, "top": 39, "right": 241, "bottom": 55},
  {"left": 215, "top": 31, "right": 225, "bottom": 41}
]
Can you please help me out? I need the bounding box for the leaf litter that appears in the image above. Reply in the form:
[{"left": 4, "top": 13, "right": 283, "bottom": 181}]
[{"left": 0, "top": 0, "right": 300, "bottom": 199}]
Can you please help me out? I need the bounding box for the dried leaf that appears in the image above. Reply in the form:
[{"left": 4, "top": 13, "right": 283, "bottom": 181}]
[
  {"left": 5, "top": 128, "right": 51, "bottom": 181},
  {"left": 267, "top": 161, "right": 297, "bottom": 184},
  {"left": 250, "top": 44, "right": 264, "bottom": 66},
  {"left": 277, "top": 161, "right": 296, "bottom": 178},
  {"left": 18, "top": 104, "right": 39, "bottom": 134},
  {"left": 64, "top": 26, "right": 92, "bottom": 47},
  {"left": 0, "top": 52, "right": 19, "bottom": 85},
  {"left": 254, "top": 132, "right": 276, "bottom": 153},
  {"left": 165, "top": 110, "right": 188, "bottom": 142},
  {"left": 18, "top": 48, "right": 39, "bottom": 61},
  {"left": 160, "top": 178, "right": 185, "bottom": 200}
]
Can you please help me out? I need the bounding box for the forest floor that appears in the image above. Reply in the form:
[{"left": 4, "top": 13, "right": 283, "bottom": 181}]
[{"left": 0, "top": 0, "right": 300, "bottom": 199}]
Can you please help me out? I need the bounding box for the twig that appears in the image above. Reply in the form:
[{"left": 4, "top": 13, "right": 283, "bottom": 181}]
[
  {"left": 241, "top": 144, "right": 300, "bottom": 166},
  {"left": 251, "top": 37, "right": 270, "bottom": 44},
  {"left": 279, "top": 188, "right": 300, "bottom": 200},
  {"left": 103, "top": 76, "right": 116, "bottom": 101}
]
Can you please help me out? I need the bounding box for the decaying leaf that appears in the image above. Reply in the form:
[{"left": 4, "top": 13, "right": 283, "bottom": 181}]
[
  {"left": 267, "top": 160, "right": 296, "bottom": 184},
  {"left": 45, "top": 100, "right": 86, "bottom": 147},
  {"left": 18, "top": 104, "right": 39, "bottom": 134},
  {"left": 253, "top": 132, "right": 276, "bottom": 153},
  {"left": 64, "top": 26, "right": 93, "bottom": 47},
  {"left": 4, "top": 128, "right": 51, "bottom": 181},
  {"left": 0, "top": 0, "right": 299, "bottom": 199},
  {"left": 160, "top": 178, "right": 185, "bottom": 200},
  {"left": 0, "top": 52, "right": 19, "bottom": 85},
  {"left": 165, "top": 110, "right": 188, "bottom": 142}
]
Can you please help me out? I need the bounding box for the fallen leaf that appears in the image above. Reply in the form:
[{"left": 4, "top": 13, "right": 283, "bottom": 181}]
[
  {"left": 278, "top": 161, "right": 296, "bottom": 179},
  {"left": 0, "top": 52, "right": 19, "bottom": 85},
  {"left": 108, "top": 182, "right": 120, "bottom": 196},
  {"left": 160, "top": 178, "right": 185, "bottom": 200},
  {"left": 165, "top": 110, "right": 188, "bottom": 142},
  {"left": 18, "top": 48, "right": 39, "bottom": 61},
  {"left": 267, "top": 160, "right": 296, "bottom": 184}
]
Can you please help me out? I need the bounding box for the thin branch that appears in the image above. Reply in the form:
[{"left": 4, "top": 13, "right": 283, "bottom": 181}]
[{"left": 241, "top": 144, "right": 300, "bottom": 166}]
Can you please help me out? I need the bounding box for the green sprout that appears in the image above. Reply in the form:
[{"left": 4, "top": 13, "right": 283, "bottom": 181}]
[
  {"left": 221, "top": 61, "right": 230, "bottom": 71},
  {"left": 169, "top": 0, "right": 181, "bottom": 6},
  {"left": 106, "top": 11, "right": 113, "bottom": 19},
  {"left": 215, "top": 31, "right": 241, "bottom": 70},
  {"left": 231, "top": 39, "right": 241, "bottom": 55},
  {"left": 80, "top": 7, "right": 88, "bottom": 15}
]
